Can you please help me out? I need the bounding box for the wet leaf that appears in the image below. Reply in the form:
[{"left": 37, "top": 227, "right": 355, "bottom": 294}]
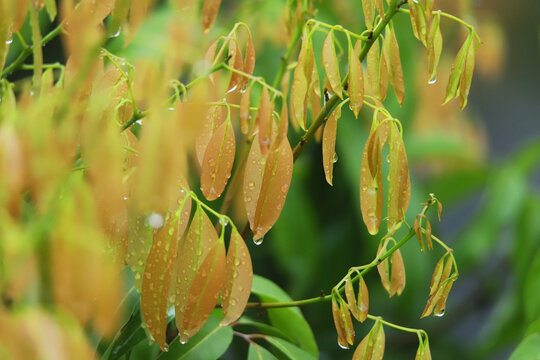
[
  {"left": 427, "top": 13, "right": 442, "bottom": 83},
  {"left": 243, "top": 28, "right": 256, "bottom": 86},
  {"left": 257, "top": 87, "right": 273, "bottom": 155},
  {"left": 182, "top": 238, "right": 226, "bottom": 339},
  {"left": 201, "top": 119, "right": 236, "bottom": 201},
  {"left": 415, "top": 339, "right": 432, "bottom": 360},
  {"left": 360, "top": 124, "right": 384, "bottom": 235},
  {"left": 459, "top": 37, "right": 476, "bottom": 110},
  {"left": 366, "top": 39, "right": 387, "bottom": 101},
  {"left": 437, "top": 201, "right": 443, "bottom": 221},
  {"left": 377, "top": 242, "right": 392, "bottom": 295},
  {"left": 353, "top": 320, "right": 385, "bottom": 360},
  {"left": 331, "top": 296, "right": 348, "bottom": 349},
  {"left": 444, "top": 32, "right": 473, "bottom": 105},
  {"left": 244, "top": 135, "right": 293, "bottom": 241},
  {"left": 425, "top": 218, "right": 432, "bottom": 249},
  {"left": 429, "top": 256, "right": 445, "bottom": 296},
  {"left": 276, "top": 103, "right": 289, "bottom": 146},
  {"left": 340, "top": 298, "right": 355, "bottom": 346},
  {"left": 422, "top": 255, "right": 454, "bottom": 317},
  {"left": 322, "top": 106, "right": 342, "bottom": 185},
  {"left": 414, "top": 215, "right": 424, "bottom": 252},
  {"left": 220, "top": 227, "right": 253, "bottom": 326},
  {"left": 348, "top": 40, "right": 364, "bottom": 118},
  {"left": 291, "top": 33, "right": 309, "bottom": 130},
  {"left": 240, "top": 85, "right": 252, "bottom": 134},
  {"left": 322, "top": 30, "right": 343, "bottom": 99},
  {"left": 390, "top": 249, "right": 406, "bottom": 296},
  {"left": 196, "top": 105, "right": 226, "bottom": 165},
  {"left": 228, "top": 39, "right": 244, "bottom": 93},
  {"left": 345, "top": 278, "right": 358, "bottom": 320},
  {"left": 408, "top": 0, "right": 427, "bottom": 45},
  {"left": 357, "top": 275, "right": 369, "bottom": 322},
  {"left": 387, "top": 123, "right": 410, "bottom": 230},
  {"left": 202, "top": 0, "right": 222, "bottom": 34},
  {"left": 384, "top": 27, "right": 405, "bottom": 105},
  {"left": 175, "top": 206, "right": 219, "bottom": 336},
  {"left": 362, "top": 0, "right": 375, "bottom": 30}
]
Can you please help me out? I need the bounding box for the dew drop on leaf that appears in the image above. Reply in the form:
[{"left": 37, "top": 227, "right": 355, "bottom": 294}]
[{"left": 253, "top": 237, "right": 264, "bottom": 245}]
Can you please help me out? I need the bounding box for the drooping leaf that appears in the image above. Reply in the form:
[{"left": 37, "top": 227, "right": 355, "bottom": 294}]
[
  {"left": 427, "top": 13, "right": 442, "bottom": 83},
  {"left": 422, "top": 255, "right": 454, "bottom": 317},
  {"left": 357, "top": 275, "right": 369, "bottom": 322},
  {"left": 331, "top": 296, "right": 348, "bottom": 349},
  {"left": 415, "top": 338, "right": 432, "bottom": 360},
  {"left": 251, "top": 276, "right": 318, "bottom": 357},
  {"left": 201, "top": 119, "right": 236, "bottom": 201},
  {"left": 182, "top": 238, "right": 226, "bottom": 339},
  {"left": 322, "top": 105, "right": 342, "bottom": 185},
  {"left": 390, "top": 249, "right": 406, "bottom": 296},
  {"left": 175, "top": 206, "right": 219, "bottom": 336},
  {"left": 161, "top": 311, "right": 233, "bottom": 360},
  {"left": 228, "top": 39, "right": 244, "bottom": 93},
  {"left": 348, "top": 40, "right": 364, "bottom": 118},
  {"left": 257, "top": 87, "right": 273, "bottom": 155},
  {"left": 444, "top": 32, "right": 473, "bottom": 105},
  {"left": 240, "top": 85, "right": 252, "bottom": 134},
  {"left": 352, "top": 320, "right": 385, "bottom": 360},
  {"left": 429, "top": 255, "right": 445, "bottom": 296},
  {"left": 291, "top": 32, "right": 309, "bottom": 130},
  {"left": 362, "top": 0, "right": 375, "bottom": 30},
  {"left": 345, "top": 278, "right": 358, "bottom": 320},
  {"left": 408, "top": 0, "right": 427, "bottom": 45},
  {"left": 248, "top": 343, "right": 279, "bottom": 360},
  {"left": 322, "top": 30, "right": 343, "bottom": 99},
  {"left": 265, "top": 337, "right": 317, "bottom": 360},
  {"left": 387, "top": 122, "right": 410, "bottom": 230},
  {"left": 220, "top": 227, "right": 253, "bottom": 326},
  {"left": 244, "top": 135, "right": 293, "bottom": 241},
  {"left": 201, "top": 0, "right": 222, "bottom": 34},
  {"left": 377, "top": 242, "right": 392, "bottom": 295},
  {"left": 196, "top": 105, "right": 226, "bottom": 165},
  {"left": 509, "top": 333, "right": 540, "bottom": 360},
  {"left": 366, "top": 39, "right": 387, "bottom": 101},
  {"left": 243, "top": 28, "right": 256, "bottom": 86},
  {"left": 459, "top": 36, "right": 476, "bottom": 110},
  {"left": 375, "top": 0, "right": 385, "bottom": 21},
  {"left": 384, "top": 27, "right": 405, "bottom": 105},
  {"left": 339, "top": 298, "right": 355, "bottom": 346}
]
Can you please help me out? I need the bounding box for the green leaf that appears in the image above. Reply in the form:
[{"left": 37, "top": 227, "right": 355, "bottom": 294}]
[
  {"left": 235, "top": 317, "right": 294, "bottom": 341},
  {"left": 265, "top": 337, "right": 316, "bottom": 360},
  {"left": 248, "top": 343, "right": 279, "bottom": 360},
  {"left": 107, "top": 303, "right": 147, "bottom": 360},
  {"left": 251, "top": 275, "right": 318, "bottom": 357},
  {"left": 159, "top": 311, "right": 233, "bottom": 360},
  {"left": 509, "top": 333, "right": 540, "bottom": 360},
  {"left": 443, "top": 31, "right": 473, "bottom": 105},
  {"left": 524, "top": 249, "right": 540, "bottom": 322}
]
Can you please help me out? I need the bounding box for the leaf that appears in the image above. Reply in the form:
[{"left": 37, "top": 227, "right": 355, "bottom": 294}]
[
  {"left": 340, "top": 298, "right": 355, "bottom": 346},
  {"left": 182, "top": 238, "right": 226, "bottom": 339},
  {"left": 108, "top": 303, "right": 147, "bottom": 360},
  {"left": 44, "top": 0, "right": 57, "bottom": 21},
  {"left": 353, "top": 320, "right": 385, "bottom": 360},
  {"left": 236, "top": 317, "right": 293, "bottom": 341},
  {"left": 345, "top": 278, "right": 358, "bottom": 320},
  {"left": 427, "top": 13, "right": 442, "bottom": 83},
  {"left": 220, "top": 227, "right": 253, "bottom": 326},
  {"left": 257, "top": 87, "right": 273, "bottom": 155},
  {"left": 422, "top": 255, "right": 454, "bottom": 317},
  {"left": 357, "top": 275, "right": 369, "bottom": 322},
  {"left": 322, "top": 106, "right": 342, "bottom": 185},
  {"left": 415, "top": 339, "right": 432, "bottom": 360},
  {"left": 377, "top": 242, "right": 392, "bottom": 295},
  {"left": 408, "top": 0, "right": 427, "bottom": 45},
  {"left": 360, "top": 124, "right": 384, "bottom": 235},
  {"left": 367, "top": 39, "right": 387, "bottom": 100},
  {"left": 175, "top": 206, "right": 219, "bottom": 336},
  {"left": 362, "top": 0, "right": 375, "bottom": 30},
  {"left": 429, "top": 256, "right": 445, "bottom": 296},
  {"left": 201, "top": 0, "right": 222, "bottom": 34},
  {"left": 201, "top": 119, "right": 236, "bottom": 201},
  {"left": 525, "top": 250, "right": 540, "bottom": 322},
  {"left": 205, "top": 40, "right": 219, "bottom": 83},
  {"left": 444, "top": 32, "right": 473, "bottom": 105},
  {"left": 244, "top": 135, "right": 293, "bottom": 241},
  {"left": 291, "top": 32, "right": 309, "bottom": 130},
  {"left": 228, "top": 39, "right": 244, "bottom": 93},
  {"left": 387, "top": 122, "right": 410, "bottom": 230},
  {"left": 196, "top": 105, "right": 226, "bottom": 166},
  {"left": 331, "top": 296, "right": 348, "bottom": 349},
  {"left": 161, "top": 311, "right": 233, "bottom": 360},
  {"left": 425, "top": 218, "right": 432, "bottom": 249},
  {"left": 251, "top": 275, "right": 318, "bottom": 357},
  {"left": 509, "top": 333, "right": 540, "bottom": 360},
  {"left": 384, "top": 27, "right": 405, "bottom": 105},
  {"left": 348, "top": 40, "right": 364, "bottom": 118},
  {"left": 142, "top": 211, "right": 185, "bottom": 349},
  {"left": 240, "top": 85, "right": 252, "bottom": 134},
  {"left": 276, "top": 103, "right": 289, "bottom": 146},
  {"left": 322, "top": 30, "right": 343, "bottom": 99},
  {"left": 414, "top": 216, "right": 424, "bottom": 252},
  {"left": 390, "top": 249, "right": 406, "bottom": 296},
  {"left": 459, "top": 36, "right": 476, "bottom": 110},
  {"left": 375, "top": 0, "right": 385, "bottom": 21},
  {"left": 265, "top": 337, "right": 317, "bottom": 360},
  {"left": 248, "top": 343, "right": 279, "bottom": 360},
  {"left": 243, "top": 28, "right": 256, "bottom": 86}
]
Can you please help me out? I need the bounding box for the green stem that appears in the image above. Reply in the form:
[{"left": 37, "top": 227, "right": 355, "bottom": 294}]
[
  {"left": 245, "top": 226, "right": 416, "bottom": 309},
  {"left": 292, "top": 0, "right": 402, "bottom": 161},
  {"left": 1, "top": 24, "right": 63, "bottom": 79}
]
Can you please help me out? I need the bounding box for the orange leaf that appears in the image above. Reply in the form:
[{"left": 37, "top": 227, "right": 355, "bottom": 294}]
[
  {"left": 195, "top": 105, "right": 226, "bottom": 165},
  {"left": 201, "top": 0, "right": 221, "bottom": 34},
  {"left": 220, "top": 227, "right": 253, "bottom": 326},
  {"left": 243, "top": 28, "right": 256, "bottom": 86},
  {"left": 322, "top": 106, "right": 341, "bottom": 185},
  {"left": 345, "top": 278, "right": 358, "bottom": 320},
  {"left": 183, "top": 238, "right": 226, "bottom": 339},
  {"left": 387, "top": 122, "right": 410, "bottom": 230},
  {"left": 228, "top": 39, "right": 244, "bottom": 94},
  {"left": 244, "top": 135, "right": 293, "bottom": 241},
  {"left": 291, "top": 33, "right": 309, "bottom": 130},
  {"left": 390, "top": 249, "right": 406, "bottom": 296},
  {"left": 377, "top": 242, "right": 392, "bottom": 295},
  {"left": 175, "top": 206, "right": 218, "bottom": 336},
  {"left": 348, "top": 40, "right": 364, "bottom": 118},
  {"left": 332, "top": 296, "right": 348, "bottom": 349},
  {"left": 257, "top": 87, "right": 273, "bottom": 155},
  {"left": 384, "top": 27, "right": 405, "bottom": 105},
  {"left": 240, "top": 85, "right": 252, "bottom": 134},
  {"left": 322, "top": 30, "right": 343, "bottom": 99},
  {"left": 201, "top": 119, "right": 236, "bottom": 201},
  {"left": 357, "top": 275, "right": 369, "bottom": 322}
]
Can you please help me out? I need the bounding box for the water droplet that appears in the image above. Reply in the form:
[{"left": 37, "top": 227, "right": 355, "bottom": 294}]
[
  {"left": 219, "top": 217, "right": 229, "bottom": 227},
  {"left": 338, "top": 342, "right": 348, "bottom": 349},
  {"left": 435, "top": 309, "right": 445, "bottom": 317},
  {"left": 253, "top": 237, "right": 264, "bottom": 245},
  {"left": 227, "top": 84, "right": 238, "bottom": 93},
  {"left": 247, "top": 181, "right": 255, "bottom": 190},
  {"left": 428, "top": 77, "right": 437, "bottom": 84},
  {"left": 148, "top": 213, "right": 164, "bottom": 229},
  {"left": 163, "top": 343, "right": 169, "bottom": 352},
  {"left": 134, "top": 273, "right": 141, "bottom": 280},
  {"left": 168, "top": 107, "right": 175, "bottom": 111},
  {"left": 281, "top": 184, "right": 289, "bottom": 193},
  {"left": 108, "top": 27, "right": 121, "bottom": 38},
  {"left": 179, "top": 332, "right": 190, "bottom": 344},
  {"left": 386, "top": 155, "right": 390, "bottom": 163},
  {"left": 332, "top": 152, "right": 339, "bottom": 163},
  {"left": 5, "top": 38, "right": 13, "bottom": 45}
]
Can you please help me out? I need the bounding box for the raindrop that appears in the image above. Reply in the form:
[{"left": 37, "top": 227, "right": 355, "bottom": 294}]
[
  {"left": 5, "top": 38, "right": 13, "bottom": 45},
  {"left": 219, "top": 217, "right": 229, "bottom": 227},
  {"left": 428, "top": 77, "right": 437, "bottom": 84},
  {"left": 280, "top": 184, "right": 289, "bottom": 193},
  {"left": 168, "top": 107, "right": 175, "bottom": 111},
  {"left": 136, "top": 119, "right": 143, "bottom": 125},
  {"left": 435, "top": 309, "right": 445, "bottom": 317},
  {"left": 108, "top": 27, "right": 121, "bottom": 38},
  {"left": 148, "top": 213, "right": 164, "bottom": 229},
  {"left": 227, "top": 85, "right": 238, "bottom": 93},
  {"left": 253, "top": 237, "right": 264, "bottom": 245},
  {"left": 386, "top": 155, "right": 390, "bottom": 163},
  {"left": 332, "top": 152, "right": 338, "bottom": 163},
  {"left": 338, "top": 342, "right": 348, "bottom": 350},
  {"left": 247, "top": 181, "right": 255, "bottom": 190},
  {"left": 179, "top": 332, "right": 190, "bottom": 344}
]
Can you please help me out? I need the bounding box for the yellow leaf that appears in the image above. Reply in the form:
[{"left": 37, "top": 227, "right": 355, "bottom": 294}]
[
  {"left": 384, "top": 27, "right": 405, "bottom": 105},
  {"left": 332, "top": 296, "right": 348, "bottom": 349},
  {"left": 408, "top": 0, "right": 427, "bottom": 45},
  {"left": 375, "top": 0, "right": 385, "bottom": 21},
  {"left": 390, "top": 249, "right": 406, "bottom": 296},
  {"left": 459, "top": 37, "right": 476, "bottom": 110},
  {"left": 201, "top": 0, "right": 221, "bottom": 34},
  {"left": 360, "top": 125, "right": 384, "bottom": 235},
  {"left": 348, "top": 40, "right": 364, "bottom": 118},
  {"left": 220, "top": 227, "right": 253, "bottom": 326},
  {"left": 387, "top": 122, "right": 410, "bottom": 230},
  {"left": 322, "top": 30, "right": 343, "bottom": 99},
  {"left": 175, "top": 206, "right": 219, "bottom": 336},
  {"left": 196, "top": 105, "right": 226, "bottom": 165},
  {"left": 362, "top": 0, "right": 375, "bottom": 30},
  {"left": 240, "top": 85, "right": 252, "bottom": 134},
  {"left": 228, "top": 39, "right": 244, "bottom": 93},
  {"left": 357, "top": 275, "right": 369, "bottom": 322},
  {"left": 322, "top": 106, "right": 341, "bottom": 185},
  {"left": 427, "top": 13, "right": 442, "bottom": 83},
  {"left": 244, "top": 135, "right": 293, "bottom": 241},
  {"left": 444, "top": 32, "right": 474, "bottom": 105},
  {"left": 201, "top": 119, "right": 236, "bottom": 201},
  {"left": 183, "top": 238, "right": 226, "bottom": 339}
]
